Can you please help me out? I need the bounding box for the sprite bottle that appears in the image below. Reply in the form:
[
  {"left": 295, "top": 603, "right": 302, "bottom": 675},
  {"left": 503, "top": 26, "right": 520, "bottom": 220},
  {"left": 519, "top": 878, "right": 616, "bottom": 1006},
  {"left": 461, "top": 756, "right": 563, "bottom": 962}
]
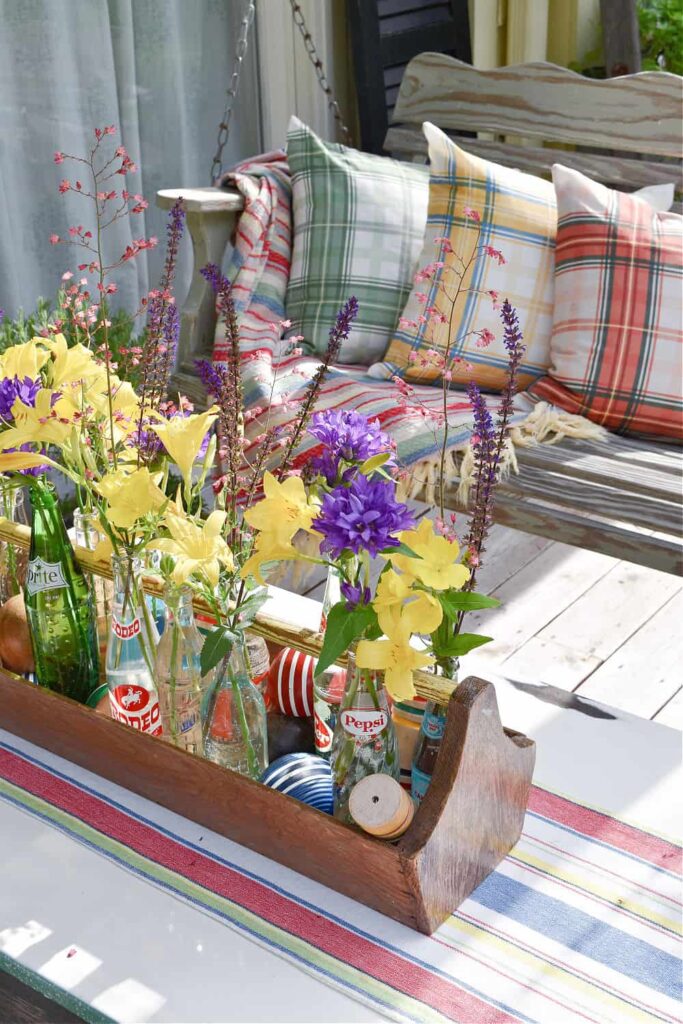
[{"left": 24, "top": 480, "right": 100, "bottom": 704}]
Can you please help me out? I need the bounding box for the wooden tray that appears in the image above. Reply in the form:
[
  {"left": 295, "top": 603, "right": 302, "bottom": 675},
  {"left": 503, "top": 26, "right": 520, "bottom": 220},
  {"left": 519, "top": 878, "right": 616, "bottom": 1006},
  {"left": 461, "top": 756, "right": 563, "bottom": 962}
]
[
  {"left": 0, "top": 520, "right": 535, "bottom": 933},
  {"left": 0, "top": 666, "right": 534, "bottom": 934}
]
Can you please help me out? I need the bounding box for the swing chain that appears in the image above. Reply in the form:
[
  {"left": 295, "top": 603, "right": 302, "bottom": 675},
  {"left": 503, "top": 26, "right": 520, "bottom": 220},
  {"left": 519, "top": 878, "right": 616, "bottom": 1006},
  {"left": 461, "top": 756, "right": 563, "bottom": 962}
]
[
  {"left": 210, "top": 0, "right": 256, "bottom": 185},
  {"left": 288, "top": 1, "right": 352, "bottom": 144},
  {"left": 211, "top": 0, "right": 352, "bottom": 183}
]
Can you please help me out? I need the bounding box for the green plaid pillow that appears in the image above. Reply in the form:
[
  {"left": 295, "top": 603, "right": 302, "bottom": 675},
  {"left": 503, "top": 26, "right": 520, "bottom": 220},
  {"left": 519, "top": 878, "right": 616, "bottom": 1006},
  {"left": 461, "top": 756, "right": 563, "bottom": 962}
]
[{"left": 285, "top": 117, "right": 429, "bottom": 365}]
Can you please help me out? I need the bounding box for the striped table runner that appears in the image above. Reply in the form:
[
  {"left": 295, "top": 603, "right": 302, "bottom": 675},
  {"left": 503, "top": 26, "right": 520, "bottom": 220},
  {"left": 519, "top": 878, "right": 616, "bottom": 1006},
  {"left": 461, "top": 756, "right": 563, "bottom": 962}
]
[{"left": 0, "top": 740, "right": 680, "bottom": 1024}]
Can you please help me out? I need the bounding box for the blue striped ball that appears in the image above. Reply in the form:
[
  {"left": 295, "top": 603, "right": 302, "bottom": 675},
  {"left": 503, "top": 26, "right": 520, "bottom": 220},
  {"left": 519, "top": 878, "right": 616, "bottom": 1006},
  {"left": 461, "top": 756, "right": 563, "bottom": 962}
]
[{"left": 261, "top": 752, "right": 333, "bottom": 815}]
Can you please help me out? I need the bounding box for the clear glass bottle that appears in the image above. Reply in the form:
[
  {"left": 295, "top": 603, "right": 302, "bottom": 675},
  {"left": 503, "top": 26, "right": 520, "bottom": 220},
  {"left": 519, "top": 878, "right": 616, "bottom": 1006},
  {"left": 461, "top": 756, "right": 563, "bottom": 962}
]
[
  {"left": 72, "top": 507, "right": 112, "bottom": 660},
  {"left": 411, "top": 658, "right": 458, "bottom": 804},
  {"left": 330, "top": 645, "right": 399, "bottom": 823},
  {"left": 185, "top": 615, "right": 217, "bottom": 726},
  {"left": 245, "top": 630, "right": 270, "bottom": 700},
  {"left": 154, "top": 585, "right": 204, "bottom": 754},
  {"left": 313, "top": 566, "right": 345, "bottom": 758},
  {"left": 106, "top": 554, "right": 162, "bottom": 736},
  {"left": 203, "top": 633, "right": 268, "bottom": 779},
  {"left": 24, "top": 480, "right": 100, "bottom": 704},
  {"left": 143, "top": 548, "right": 167, "bottom": 637},
  {"left": 0, "top": 482, "right": 28, "bottom": 603}
]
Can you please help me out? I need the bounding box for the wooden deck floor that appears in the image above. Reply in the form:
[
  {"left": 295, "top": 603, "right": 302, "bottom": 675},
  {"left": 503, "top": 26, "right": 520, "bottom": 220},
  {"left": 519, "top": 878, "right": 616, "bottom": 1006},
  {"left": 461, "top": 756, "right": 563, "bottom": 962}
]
[{"left": 294, "top": 523, "right": 682, "bottom": 728}]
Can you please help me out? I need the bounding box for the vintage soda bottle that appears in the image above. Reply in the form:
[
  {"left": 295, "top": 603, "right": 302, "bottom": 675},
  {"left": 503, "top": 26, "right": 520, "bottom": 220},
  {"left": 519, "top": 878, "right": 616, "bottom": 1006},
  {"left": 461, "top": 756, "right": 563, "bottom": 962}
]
[
  {"left": 245, "top": 631, "right": 270, "bottom": 700},
  {"left": 410, "top": 701, "right": 449, "bottom": 804},
  {"left": 313, "top": 566, "right": 345, "bottom": 757},
  {"left": 24, "top": 481, "right": 99, "bottom": 704},
  {"left": 154, "top": 585, "right": 203, "bottom": 753},
  {"left": 411, "top": 659, "right": 457, "bottom": 803},
  {"left": 330, "top": 646, "right": 399, "bottom": 822},
  {"left": 203, "top": 634, "right": 268, "bottom": 779},
  {"left": 72, "top": 507, "right": 112, "bottom": 662},
  {"left": 106, "top": 554, "right": 162, "bottom": 736}
]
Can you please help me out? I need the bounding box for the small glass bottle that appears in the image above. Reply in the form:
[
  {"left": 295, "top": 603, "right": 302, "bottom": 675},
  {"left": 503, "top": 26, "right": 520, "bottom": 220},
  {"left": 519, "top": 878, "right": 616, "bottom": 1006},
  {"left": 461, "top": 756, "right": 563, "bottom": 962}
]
[
  {"left": 72, "top": 507, "right": 112, "bottom": 661},
  {"left": 185, "top": 615, "right": 218, "bottom": 726},
  {"left": 24, "top": 480, "right": 100, "bottom": 704},
  {"left": 154, "top": 585, "right": 204, "bottom": 754},
  {"left": 106, "top": 554, "right": 162, "bottom": 736},
  {"left": 411, "top": 659, "right": 458, "bottom": 804},
  {"left": 330, "top": 645, "right": 399, "bottom": 823},
  {"left": 203, "top": 634, "right": 268, "bottom": 779},
  {"left": 0, "top": 482, "right": 28, "bottom": 603},
  {"left": 143, "top": 549, "right": 167, "bottom": 636},
  {"left": 313, "top": 566, "right": 345, "bottom": 758},
  {"left": 245, "top": 630, "right": 270, "bottom": 700}
]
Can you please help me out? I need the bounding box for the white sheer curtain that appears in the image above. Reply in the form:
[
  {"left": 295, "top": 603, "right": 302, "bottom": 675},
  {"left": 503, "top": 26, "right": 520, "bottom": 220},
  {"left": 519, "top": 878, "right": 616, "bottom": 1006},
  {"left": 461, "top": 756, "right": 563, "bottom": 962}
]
[{"left": 0, "top": 0, "right": 261, "bottom": 318}]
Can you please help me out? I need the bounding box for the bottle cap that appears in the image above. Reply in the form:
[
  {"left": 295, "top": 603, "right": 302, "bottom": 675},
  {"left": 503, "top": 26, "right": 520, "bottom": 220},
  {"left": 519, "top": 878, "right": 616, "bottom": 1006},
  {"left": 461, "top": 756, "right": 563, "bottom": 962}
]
[{"left": 348, "top": 774, "right": 414, "bottom": 840}]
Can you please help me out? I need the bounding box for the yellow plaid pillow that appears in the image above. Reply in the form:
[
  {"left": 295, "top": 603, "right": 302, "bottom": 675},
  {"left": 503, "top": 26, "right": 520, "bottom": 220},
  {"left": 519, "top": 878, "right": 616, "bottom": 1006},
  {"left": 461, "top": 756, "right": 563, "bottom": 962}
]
[{"left": 370, "top": 124, "right": 556, "bottom": 390}]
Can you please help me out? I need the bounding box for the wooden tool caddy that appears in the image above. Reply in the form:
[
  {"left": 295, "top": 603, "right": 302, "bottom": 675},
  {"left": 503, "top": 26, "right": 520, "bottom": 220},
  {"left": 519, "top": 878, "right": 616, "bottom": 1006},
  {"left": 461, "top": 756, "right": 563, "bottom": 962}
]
[{"left": 0, "top": 520, "right": 535, "bottom": 934}]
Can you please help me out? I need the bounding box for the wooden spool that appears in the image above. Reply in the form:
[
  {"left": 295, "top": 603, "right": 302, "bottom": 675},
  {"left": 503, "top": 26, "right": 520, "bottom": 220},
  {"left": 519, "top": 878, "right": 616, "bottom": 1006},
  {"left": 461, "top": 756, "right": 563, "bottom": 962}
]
[
  {"left": 349, "top": 774, "right": 415, "bottom": 839},
  {"left": 0, "top": 666, "right": 535, "bottom": 934}
]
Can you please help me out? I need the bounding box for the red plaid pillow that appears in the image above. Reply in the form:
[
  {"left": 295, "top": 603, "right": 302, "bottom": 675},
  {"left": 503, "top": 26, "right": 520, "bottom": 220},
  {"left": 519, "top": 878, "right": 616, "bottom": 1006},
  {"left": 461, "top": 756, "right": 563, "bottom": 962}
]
[{"left": 530, "top": 165, "right": 683, "bottom": 438}]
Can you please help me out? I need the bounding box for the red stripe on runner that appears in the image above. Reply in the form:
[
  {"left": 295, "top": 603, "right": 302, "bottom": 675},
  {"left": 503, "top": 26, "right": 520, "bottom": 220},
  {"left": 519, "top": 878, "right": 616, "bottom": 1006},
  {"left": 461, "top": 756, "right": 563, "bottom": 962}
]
[
  {"left": 527, "top": 787, "right": 682, "bottom": 873},
  {"left": 0, "top": 748, "right": 518, "bottom": 1024}
]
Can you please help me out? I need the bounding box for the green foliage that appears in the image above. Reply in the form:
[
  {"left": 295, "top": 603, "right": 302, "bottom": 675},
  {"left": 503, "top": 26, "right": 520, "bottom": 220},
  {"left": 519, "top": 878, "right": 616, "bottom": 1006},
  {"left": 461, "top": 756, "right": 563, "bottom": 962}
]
[
  {"left": 0, "top": 293, "right": 141, "bottom": 385},
  {"left": 638, "top": 0, "right": 683, "bottom": 73},
  {"left": 0, "top": 298, "right": 54, "bottom": 353},
  {"left": 432, "top": 632, "right": 493, "bottom": 658},
  {"left": 200, "top": 625, "right": 239, "bottom": 675},
  {"left": 436, "top": 589, "right": 500, "bottom": 618},
  {"left": 316, "top": 600, "right": 377, "bottom": 676}
]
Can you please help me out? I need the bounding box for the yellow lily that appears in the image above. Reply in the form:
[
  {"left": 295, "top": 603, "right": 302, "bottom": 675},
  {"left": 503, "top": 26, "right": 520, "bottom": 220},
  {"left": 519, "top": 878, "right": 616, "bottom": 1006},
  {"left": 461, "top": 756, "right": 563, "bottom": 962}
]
[
  {"left": 373, "top": 568, "right": 414, "bottom": 614},
  {"left": 150, "top": 510, "right": 234, "bottom": 588},
  {"left": 149, "top": 407, "right": 218, "bottom": 488},
  {"left": 356, "top": 637, "right": 434, "bottom": 701},
  {"left": 0, "top": 337, "right": 50, "bottom": 380},
  {"left": 243, "top": 471, "right": 320, "bottom": 545},
  {"left": 46, "top": 334, "right": 100, "bottom": 388},
  {"left": 96, "top": 467, "right": 168, "bottom": 532},
  {"left": 389, "top": 517, "right": 470, "bottom": 592},
  {"left": 0, "top": 450, "right": 57, "bottom": 475},
  {"left": 1, "top": 389, "right": 75, "bottom": 450},
  {"left": 240, "top": 533, "right": 301, "bottom": 585},
  {"left": 376, "top": 588, "right": 443, "bottom": 641}
]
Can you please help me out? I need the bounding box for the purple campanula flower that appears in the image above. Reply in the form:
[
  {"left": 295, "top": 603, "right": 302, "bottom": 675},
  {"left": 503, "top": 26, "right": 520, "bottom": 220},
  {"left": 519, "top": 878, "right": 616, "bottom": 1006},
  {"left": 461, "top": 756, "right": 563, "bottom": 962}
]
[
  {"left": 0, "top": 376, "right": 41, "bottom": 421},
  {"left": 314, "top": 473, "right": 415, "bottom": 559},
  {"left": 340, "top": 580, "right": 372, "bottom": 610},
  {"left": 308, "top": 409, "right": 393, "bottom": 463}
]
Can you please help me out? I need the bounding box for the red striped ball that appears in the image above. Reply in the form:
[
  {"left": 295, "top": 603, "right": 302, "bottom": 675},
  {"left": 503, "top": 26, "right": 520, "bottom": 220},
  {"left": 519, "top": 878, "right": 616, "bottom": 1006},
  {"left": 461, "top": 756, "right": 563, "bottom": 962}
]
[{"left": 268, "top": 647, "right": 316, "bottom": 717}]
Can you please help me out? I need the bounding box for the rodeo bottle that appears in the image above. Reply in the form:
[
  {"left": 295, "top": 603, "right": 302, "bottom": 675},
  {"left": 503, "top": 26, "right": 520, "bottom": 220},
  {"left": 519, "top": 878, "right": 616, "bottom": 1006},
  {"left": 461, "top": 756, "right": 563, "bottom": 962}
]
[{"left": 105, "top": 554, "right": 162, "bottom": 736}]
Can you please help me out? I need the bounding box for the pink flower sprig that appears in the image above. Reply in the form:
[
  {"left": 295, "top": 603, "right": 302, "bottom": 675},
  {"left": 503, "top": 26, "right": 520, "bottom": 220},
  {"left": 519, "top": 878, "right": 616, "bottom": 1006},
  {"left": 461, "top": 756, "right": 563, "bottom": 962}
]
[{"left": 50, "top": 126, "right": 155, "bottom": 274}]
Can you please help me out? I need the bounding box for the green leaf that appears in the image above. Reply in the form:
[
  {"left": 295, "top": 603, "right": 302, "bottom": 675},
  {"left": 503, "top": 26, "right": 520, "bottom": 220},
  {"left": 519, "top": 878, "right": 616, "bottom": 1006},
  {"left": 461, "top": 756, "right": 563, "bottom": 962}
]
[
  {"left": 236, "top": 589, "right": 269, "bottom": 622},
  {"left": 437, "top": 589, "right": 500, "bottom": 618},
  {"left": 316, "top": 601, "right": 377, "bottom": 675},
  {"left": 433, "top": 632, "right": 493, "bottom": 658},
  {"left": 381, "top": 541, "right": 419, "bottom": 558},
  {"left": 359, "top": 452, "right": 391, "bottom": 475},
  {"left": 200, "top": 626, "right": 237, "bottom": 675}
]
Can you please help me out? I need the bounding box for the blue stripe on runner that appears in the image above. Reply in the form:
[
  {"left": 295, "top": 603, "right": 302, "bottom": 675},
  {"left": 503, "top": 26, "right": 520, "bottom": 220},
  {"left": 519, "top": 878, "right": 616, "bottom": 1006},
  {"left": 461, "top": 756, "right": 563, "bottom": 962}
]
[{"left": 472, "top": 872, "right": 682, "bottom": 1000}]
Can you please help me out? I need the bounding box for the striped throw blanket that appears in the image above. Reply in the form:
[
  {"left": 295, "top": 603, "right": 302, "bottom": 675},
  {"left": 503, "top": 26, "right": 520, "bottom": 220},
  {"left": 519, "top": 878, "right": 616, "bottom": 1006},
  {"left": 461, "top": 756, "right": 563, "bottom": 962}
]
[
  {"left": 1, "top": 738, "right": 680, "bottom": 1024},
  {"left": 215, "top": 154, "right": 601, "bottom": 496}
]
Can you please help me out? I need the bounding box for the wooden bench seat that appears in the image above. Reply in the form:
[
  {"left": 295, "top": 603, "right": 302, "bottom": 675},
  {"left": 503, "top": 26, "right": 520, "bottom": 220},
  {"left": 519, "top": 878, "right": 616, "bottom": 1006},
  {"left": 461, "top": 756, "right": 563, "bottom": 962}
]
[{"left": 157, "top": 55, "right": 682, "bottom": 576}]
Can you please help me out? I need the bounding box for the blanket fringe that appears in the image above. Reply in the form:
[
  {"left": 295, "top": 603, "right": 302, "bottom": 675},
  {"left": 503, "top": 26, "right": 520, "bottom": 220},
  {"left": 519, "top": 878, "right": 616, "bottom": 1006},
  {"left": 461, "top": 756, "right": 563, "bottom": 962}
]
[{"left": 401, "top": 402, "right": 605, "bottom": 507}]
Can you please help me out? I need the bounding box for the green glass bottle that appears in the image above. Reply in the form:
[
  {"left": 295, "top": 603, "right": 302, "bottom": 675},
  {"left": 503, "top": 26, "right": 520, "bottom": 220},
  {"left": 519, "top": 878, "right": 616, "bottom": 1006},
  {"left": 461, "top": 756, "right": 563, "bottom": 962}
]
[{"left": 24, "top": 480, "right": 100, "bottom": 704}]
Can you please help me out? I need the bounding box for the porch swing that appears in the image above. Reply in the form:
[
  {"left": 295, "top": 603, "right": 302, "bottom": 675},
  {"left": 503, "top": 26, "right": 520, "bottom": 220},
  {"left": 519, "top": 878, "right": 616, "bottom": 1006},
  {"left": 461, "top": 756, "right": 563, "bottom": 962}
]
[{"left": 157, "top": 1, "right": 683, "bottom": 577}]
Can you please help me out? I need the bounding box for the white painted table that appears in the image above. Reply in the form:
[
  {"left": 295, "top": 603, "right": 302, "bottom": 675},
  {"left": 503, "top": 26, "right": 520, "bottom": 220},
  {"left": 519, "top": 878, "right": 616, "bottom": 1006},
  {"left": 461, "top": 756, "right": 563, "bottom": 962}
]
[{"left": 1, "top": 670, "right": 681, "bottom": 1023}]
